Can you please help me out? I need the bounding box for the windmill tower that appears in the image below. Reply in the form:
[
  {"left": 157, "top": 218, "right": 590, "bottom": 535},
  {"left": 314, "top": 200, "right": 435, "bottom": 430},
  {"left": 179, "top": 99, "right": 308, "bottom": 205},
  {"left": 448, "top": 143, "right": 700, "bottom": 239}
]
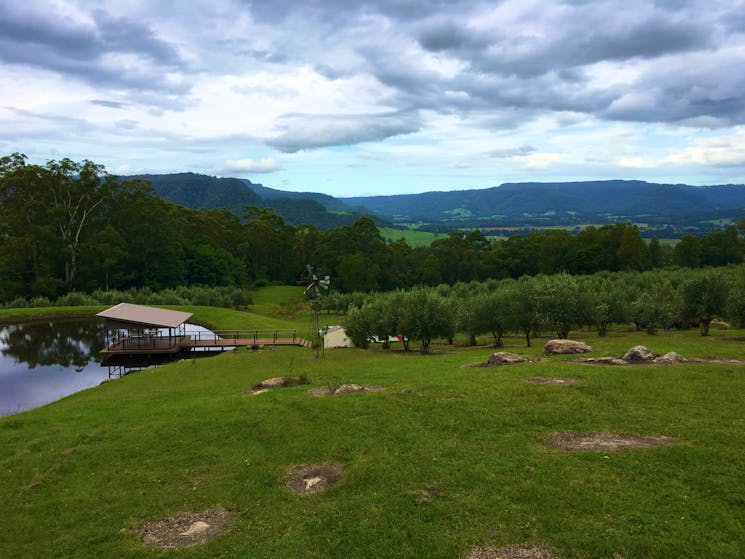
[{"left": 303, "top": 265, "right": 330, "bottom": 357}]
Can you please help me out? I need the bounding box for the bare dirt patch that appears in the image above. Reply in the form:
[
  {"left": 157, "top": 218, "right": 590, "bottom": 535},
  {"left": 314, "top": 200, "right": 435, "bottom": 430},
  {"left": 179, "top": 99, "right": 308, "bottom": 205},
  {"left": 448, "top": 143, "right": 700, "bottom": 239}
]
[
  {"left": 307, "top": 384, "right": 384, "bottom": 397},
  {"left": 250, "top": 376, "right": 309, "bottom": 395},
  {"left": 523, "top": 377, "right": 577, "bottom": 385},
  {"left": 133, "top": 507, "right": 234, "bottom": 550},
  {"left": 464, "top": 543, "right": 559, "bottom": 559},
  {"left": 285, "top": 462, "right": 344, "bottom": 495},
  {"left": 412, "top": 485, "right": 444, "bottom": 504},
  {"left": 544, "top": 432, "right": 679, "bottom": 451}
]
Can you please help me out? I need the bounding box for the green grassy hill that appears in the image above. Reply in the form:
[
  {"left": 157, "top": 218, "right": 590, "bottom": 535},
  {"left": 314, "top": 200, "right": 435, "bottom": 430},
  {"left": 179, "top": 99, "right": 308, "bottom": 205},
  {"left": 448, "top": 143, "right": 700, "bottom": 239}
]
[{"left": 2, "top": 301, "right": 745, "bottom": 557}]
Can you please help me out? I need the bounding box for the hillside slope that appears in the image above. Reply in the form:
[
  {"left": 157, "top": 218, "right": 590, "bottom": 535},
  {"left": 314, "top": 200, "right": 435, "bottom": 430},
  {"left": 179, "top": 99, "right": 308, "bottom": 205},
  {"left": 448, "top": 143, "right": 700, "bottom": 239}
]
[
  {"left": 121, "top": 173, "right": 371, "bottom": 229},
  {"left": 344, "top": 180, "right": 745, "bottom": 223}
]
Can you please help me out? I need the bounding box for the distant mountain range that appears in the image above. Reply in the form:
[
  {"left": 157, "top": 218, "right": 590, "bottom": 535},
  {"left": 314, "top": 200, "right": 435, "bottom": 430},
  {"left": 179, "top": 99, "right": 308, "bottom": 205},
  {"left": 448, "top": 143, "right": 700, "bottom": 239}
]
[
  {"left": 123, "top": 173, "right": 745, "bottom": 235},
  {"left": 344, "top": 180, "right": 745, "bottom": 224}
]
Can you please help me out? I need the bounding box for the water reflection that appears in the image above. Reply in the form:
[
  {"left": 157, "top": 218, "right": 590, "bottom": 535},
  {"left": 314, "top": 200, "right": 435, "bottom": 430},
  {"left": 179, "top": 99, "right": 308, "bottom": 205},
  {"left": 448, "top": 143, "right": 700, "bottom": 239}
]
[
  {"left": 0, "top": 318, "right": 216, "bottom": 417},
  {"left": 0, "top": 319, "right": 105, "bottom": 369}
]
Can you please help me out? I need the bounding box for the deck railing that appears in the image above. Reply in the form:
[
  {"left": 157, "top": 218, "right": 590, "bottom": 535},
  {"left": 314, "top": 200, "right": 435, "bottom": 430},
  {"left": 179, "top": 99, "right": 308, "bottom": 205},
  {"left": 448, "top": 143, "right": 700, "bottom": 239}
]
[{"left": 183, "top": 329, "right": 298, "bottom": 345}]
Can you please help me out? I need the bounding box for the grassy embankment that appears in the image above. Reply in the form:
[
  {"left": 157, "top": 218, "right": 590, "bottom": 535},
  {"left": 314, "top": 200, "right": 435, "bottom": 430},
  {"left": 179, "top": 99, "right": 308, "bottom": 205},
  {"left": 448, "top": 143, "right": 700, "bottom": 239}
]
[
  {"left": 0, "top": 286, "right": 313, "bottom": 334},
  {"left": 1, "top": 287, "right": 745, "bottom": 557}
]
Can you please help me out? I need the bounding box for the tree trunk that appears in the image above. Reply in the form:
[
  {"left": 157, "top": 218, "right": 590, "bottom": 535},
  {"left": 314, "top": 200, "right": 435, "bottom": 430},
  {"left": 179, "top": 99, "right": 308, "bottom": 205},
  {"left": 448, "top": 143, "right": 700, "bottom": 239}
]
[{"left": 700, "top": 319, "right": 711, "bottom": 336}]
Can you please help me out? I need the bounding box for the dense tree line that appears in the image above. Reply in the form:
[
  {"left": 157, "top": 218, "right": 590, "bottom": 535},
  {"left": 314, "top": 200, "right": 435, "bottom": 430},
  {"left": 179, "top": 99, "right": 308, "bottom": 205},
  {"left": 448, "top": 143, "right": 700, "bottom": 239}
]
[
  {"left": 340, "top": 267, "right": 745, "bottom": 353},
  {"left": 2, "top": 154, "right": 744, "bottom": 303}
]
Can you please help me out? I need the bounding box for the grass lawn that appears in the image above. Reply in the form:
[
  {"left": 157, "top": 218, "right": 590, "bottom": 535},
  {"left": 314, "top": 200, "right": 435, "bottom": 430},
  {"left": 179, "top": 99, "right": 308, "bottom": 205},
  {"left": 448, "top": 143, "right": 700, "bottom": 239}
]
[{"left": 1, "top": 312, "right": 745, "bottom": 557}]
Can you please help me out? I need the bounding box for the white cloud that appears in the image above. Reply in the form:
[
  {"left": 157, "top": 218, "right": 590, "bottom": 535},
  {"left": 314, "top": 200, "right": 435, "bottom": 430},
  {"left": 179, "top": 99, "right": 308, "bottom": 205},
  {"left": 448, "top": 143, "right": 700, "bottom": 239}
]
[
  {"left": 618, "top": 156, "right": 655, "bottom": 169},
  {"left": 1, "top": 0, "right": 744, "bottom": 194},
  {"left": 216, "top": 158, "right": 283, "bottom": 174},
  {"left": 664, "top": 135, "right": 745, "bottom": 167}
]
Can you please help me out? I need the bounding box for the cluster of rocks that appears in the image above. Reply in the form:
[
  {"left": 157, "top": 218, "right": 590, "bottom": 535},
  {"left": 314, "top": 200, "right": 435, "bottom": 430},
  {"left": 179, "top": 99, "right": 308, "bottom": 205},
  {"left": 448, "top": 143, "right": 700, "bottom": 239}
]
[
  {"left": 484, "top": 341, "right": 689, "bottom": 368},
  {"left": 580, "top": 345, "right": 687, "bottom": 366}
]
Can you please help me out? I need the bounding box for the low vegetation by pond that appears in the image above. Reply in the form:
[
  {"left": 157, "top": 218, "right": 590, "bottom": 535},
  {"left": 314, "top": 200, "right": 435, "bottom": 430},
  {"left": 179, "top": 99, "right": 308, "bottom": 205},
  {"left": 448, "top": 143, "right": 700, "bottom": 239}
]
[{"left": 1, "top": 292, "right": 744, "bottom": 558}]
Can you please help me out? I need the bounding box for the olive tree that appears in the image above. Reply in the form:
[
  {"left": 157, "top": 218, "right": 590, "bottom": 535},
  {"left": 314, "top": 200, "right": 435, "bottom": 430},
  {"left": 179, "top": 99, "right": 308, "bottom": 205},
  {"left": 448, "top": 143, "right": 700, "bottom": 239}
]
[
  {"left": 682, "top": 271, "right": 729, "bottom": 336},
  {"left": 399, "top": 287, "right": 455, "bottom": 354},
  {"left": 533, "top": 273, "right": 592, "bottom": 339},
  {"left": 505, "top": 276, "right": 543, "bottom": 347}
]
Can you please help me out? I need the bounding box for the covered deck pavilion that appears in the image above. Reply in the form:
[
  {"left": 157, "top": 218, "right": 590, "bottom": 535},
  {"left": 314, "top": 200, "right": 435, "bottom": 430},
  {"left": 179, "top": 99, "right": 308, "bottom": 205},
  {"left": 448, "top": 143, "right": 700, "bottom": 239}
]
[{"left": 97, "top": 303, "right": 193, "bottom": 356}]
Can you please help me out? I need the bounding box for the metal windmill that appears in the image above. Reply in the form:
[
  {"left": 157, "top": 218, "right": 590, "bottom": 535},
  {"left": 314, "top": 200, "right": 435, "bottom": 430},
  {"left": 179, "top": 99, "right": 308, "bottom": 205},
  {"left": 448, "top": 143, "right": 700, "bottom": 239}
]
[{"left": 303, "top": 265, "right": 330, "bottom": 357}]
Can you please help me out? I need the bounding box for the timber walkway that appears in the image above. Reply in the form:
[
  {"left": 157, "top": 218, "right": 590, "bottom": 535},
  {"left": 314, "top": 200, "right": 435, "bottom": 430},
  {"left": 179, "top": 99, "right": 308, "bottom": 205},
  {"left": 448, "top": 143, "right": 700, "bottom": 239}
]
[{"left": 101, "top": 329, "right": 312, "bottom": 357}]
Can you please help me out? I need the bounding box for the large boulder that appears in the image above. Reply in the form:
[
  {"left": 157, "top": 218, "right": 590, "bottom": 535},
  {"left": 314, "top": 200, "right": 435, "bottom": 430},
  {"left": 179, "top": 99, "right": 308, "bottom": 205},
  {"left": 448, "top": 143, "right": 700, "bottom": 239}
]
[
  {"left": 544, "top": 339, "right": 593, "bottom": 355},
  {"left": 622, "top": 345, "right": 655, "bottom": 363},
  {"left": 486, "top": 352, "right": 525, "bottom": 365}
]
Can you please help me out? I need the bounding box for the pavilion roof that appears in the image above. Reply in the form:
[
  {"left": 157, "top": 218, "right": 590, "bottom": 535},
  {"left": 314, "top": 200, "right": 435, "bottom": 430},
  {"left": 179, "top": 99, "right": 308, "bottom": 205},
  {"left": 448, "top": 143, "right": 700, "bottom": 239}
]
[{"left": 96, "top": 303, "right": 193, "bottom": 329}]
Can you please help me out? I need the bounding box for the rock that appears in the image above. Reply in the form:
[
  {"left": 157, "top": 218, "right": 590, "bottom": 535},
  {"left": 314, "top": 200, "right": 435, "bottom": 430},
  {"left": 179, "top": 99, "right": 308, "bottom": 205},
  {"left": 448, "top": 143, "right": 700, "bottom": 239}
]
[
  {"left": 654, "top": 351, "right": 688, "bottom": 364},
  {"left": 622, "top": 345, "right": 656, "bottom": 363},
  {"left": 334, "top": 383, "right": 363, "bottom": 394},
  {"left": 260, "top": 377, "right": 289, "bottom": 388},
  {"left": 486, "top": 352, "right": 525, "bottom": 365},
  {"left": 181, "top": 521, "right": 210, "bottom": 537},
  {"left": 334, "top": 384, "right": 384, "bottom": 394},
  {"left": 251, "top": 376, "right": 310, "bottom": 393},
  {"left": 544, "top": 339, "right": 593, "bottom": 355},
  {"left": 303, "top": 477, "right": 323, "bottom": 490},
  {"left": 581, "top": 356, "right": 629, "bottom": 366}
]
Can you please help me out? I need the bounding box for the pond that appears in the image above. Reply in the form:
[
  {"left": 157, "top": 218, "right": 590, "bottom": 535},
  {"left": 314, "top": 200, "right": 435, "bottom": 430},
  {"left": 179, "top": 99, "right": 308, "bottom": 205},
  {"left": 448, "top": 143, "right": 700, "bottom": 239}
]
[{"left": 0, "top": 318, "right": 215, "bottom": 417}]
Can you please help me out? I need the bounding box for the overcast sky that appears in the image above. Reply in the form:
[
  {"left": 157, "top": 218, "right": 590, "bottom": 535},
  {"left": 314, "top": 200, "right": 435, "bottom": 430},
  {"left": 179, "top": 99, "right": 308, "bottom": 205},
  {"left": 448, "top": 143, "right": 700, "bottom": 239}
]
[{"left": 2, "top": 0, "right": 744, "bottom": 196}]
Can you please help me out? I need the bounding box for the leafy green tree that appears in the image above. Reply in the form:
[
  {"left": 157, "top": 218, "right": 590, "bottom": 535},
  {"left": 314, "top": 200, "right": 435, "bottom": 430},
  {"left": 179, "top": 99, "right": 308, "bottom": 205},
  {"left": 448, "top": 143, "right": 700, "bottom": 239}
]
[
  {"left": 505, "top": 276, "right": 543, "bottom": 346},
  {"left": 473, "top": 286, "right": 512, "bottom": 347},
  {"left": 681, "top": 272, "right": 729, "bottom": 335},
  {"left": 673, "top": 235, "right": 702, "bottom": 268},
  {"left": 615, "top": 222, "right": 650, "bottom": 271},
  {"left": 629, "top": 279, "right": 680, "bottom": 335},
  {"left": 534, "top": 273, "right": 591, "bottom": 339},
  {"left": 398, "top": 287, "right": 455, "bottom": 354},
  {"left": 700, "top": 227, "right": 743, "bottom": 267},
  {"left": 582, "top": 277, "right": 630, "bottom": 336},
  {"left": 337, "top": 251, "right": 381, "bottom": 292},
  {"left": 726, "top": 271, "right": 745, "bottom": 328}
]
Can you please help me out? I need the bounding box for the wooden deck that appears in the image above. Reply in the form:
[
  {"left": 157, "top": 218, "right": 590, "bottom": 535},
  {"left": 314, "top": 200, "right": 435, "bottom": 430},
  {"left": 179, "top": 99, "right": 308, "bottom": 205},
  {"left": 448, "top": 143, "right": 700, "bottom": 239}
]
[
  {"left": 100, "top": 335, "right": 192, "bottom": 355},
  {"left": 101, "top": 335, "right": 312, "bottom": 356}
]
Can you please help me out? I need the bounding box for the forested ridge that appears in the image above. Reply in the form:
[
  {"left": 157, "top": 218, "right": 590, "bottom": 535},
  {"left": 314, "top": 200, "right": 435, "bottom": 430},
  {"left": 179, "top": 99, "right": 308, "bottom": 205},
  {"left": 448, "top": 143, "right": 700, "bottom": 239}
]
[
  {"left": 125, "top": 172, "right": 375, "bottom": 230},
  {"left": 1, "top": 154, "right": 744, "bottom": 303}
]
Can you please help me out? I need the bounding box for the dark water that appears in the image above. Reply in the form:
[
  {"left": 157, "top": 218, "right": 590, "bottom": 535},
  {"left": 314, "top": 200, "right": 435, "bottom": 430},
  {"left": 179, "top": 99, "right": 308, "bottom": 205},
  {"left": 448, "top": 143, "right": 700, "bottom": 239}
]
[{"left": 0, "top": 318, "right": 213, "bottom": 417}]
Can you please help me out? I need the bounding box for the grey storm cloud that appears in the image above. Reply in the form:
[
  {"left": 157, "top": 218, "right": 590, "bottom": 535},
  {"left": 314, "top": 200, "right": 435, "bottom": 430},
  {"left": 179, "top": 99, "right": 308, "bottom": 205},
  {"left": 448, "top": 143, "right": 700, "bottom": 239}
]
[
  {"left": 267, "top": 112, "right": 421, "bottom": 152},
  {"left": 344, "top": 0, "right": 745, "bottom": 127},
  {"left": 0, "top": 2, "right": 187, "bottom": 95}
]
